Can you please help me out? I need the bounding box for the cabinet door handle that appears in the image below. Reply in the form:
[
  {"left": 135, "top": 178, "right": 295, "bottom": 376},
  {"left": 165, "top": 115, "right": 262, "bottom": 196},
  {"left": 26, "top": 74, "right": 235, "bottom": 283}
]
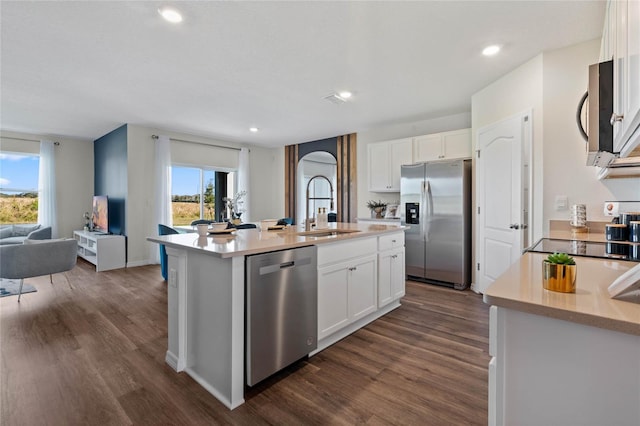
[
  {"left": 610, "top": 113, "right": 624, "bottom": 125},
  {"left": 391, "top": 239, "right": 396, "bottom": 243}
]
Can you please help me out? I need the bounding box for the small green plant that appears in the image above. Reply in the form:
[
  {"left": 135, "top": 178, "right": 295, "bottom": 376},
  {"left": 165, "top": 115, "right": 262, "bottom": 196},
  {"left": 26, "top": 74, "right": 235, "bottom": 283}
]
[
  {"left": 366, "top": 200, "right": 387, "bottom": 210},
  {"left": 546, "top": 252, "right": 576, "bottom": 265}
]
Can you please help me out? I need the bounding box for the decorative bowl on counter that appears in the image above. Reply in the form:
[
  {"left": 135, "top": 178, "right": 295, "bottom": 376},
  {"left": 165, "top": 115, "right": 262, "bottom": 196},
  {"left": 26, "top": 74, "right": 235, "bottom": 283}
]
[{"left": 210, "top": 222, "right": 228, "bottom": 232}]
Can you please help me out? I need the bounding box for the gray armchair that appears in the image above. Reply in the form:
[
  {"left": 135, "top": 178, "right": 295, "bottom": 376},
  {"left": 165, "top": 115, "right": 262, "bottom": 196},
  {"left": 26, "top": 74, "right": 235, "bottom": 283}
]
[{"left": 0, "top": 239, "right": 78, "bottom": 302}]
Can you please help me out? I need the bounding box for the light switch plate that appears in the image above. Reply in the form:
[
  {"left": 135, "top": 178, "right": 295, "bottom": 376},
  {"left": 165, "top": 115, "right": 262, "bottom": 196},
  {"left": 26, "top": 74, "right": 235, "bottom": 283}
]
[
  {"left": 169, "top": 269, "right": 178, "bottom": 287},
  {"left": 555, "top": 195, "right": 568, "bottom": 211}
]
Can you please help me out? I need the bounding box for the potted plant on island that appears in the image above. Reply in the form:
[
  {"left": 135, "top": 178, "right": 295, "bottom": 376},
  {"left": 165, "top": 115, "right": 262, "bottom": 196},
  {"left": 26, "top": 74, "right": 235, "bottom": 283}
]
[
  {"left": 367, "top": 200, "right": 388, "bottom": 219},
  {"left": 223, "top": 190, "right": 247, "bottom": 225},
  {"left": 542, "top": 252, "right": 577, "bottom": 293}
]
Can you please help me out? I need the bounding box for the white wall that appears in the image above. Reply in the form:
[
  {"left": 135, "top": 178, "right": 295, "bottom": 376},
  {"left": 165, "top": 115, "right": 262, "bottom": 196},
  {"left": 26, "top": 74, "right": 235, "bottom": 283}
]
[
  {"left": 248, "top": 145, "right": 284, "bottom": 221},
  {"left": 356, "top": 112, "right": 472, "bottom": 217},
  {"left": 0, "top": 130, "right": 94, "bottom": 240},
  {"left": 125, "top": 125, "right": 283, "bottom": 266},
  {"left": 542, "top": 39, "right": 640, "bottom": 223}
]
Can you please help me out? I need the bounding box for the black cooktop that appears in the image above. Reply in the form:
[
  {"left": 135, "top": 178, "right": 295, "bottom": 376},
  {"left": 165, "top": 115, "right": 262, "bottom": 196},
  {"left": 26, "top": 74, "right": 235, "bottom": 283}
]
[{"left": 526, "top": 238, "right": 640, "bottom": 262}]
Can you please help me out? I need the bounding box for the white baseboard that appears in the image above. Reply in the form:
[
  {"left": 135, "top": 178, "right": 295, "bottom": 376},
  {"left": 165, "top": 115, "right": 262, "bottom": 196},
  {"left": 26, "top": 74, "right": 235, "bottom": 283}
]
[
  {"left": 185, "top": 367, "right": 245, "bottom": 410},
  {"left": 126, "top": 259, "right": 156, "bottom": 268},
  {"left": 165, "top": 351, "right": 179, "bottom": 371}
]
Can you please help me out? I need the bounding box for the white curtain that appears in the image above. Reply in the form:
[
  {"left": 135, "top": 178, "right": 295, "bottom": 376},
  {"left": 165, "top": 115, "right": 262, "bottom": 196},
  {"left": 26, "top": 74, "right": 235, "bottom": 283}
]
[
  {"left": 151, "top": 135, "right": 172, "bottom": 263},
  {"left": 238, "top": 147, "right": 250, "bottom": 222},
  {"left": 38, "top": 140, "right": 58, "bottom": 237}
]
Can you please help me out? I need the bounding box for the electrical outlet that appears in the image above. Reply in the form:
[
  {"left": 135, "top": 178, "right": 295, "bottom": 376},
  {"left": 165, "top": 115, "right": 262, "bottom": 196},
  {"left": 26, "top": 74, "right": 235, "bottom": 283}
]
[
  {"left": 555, "top": 195, "right": 568, "bottom": 211},
  {"left": 169, "top": 269, "right": 177, "bottom": 288}
]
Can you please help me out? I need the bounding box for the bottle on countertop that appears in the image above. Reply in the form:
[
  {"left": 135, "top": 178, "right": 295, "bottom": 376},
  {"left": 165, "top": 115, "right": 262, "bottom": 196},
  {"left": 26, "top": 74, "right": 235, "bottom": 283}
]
[{"left": 317, "top": 207, "right": 328, "bottom": 228}]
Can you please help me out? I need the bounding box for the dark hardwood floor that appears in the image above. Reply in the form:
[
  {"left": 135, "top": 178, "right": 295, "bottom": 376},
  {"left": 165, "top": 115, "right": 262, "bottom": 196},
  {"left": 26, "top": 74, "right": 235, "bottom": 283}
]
[{"left": 1, "top": 259, "right": 490, "bottom": 425}]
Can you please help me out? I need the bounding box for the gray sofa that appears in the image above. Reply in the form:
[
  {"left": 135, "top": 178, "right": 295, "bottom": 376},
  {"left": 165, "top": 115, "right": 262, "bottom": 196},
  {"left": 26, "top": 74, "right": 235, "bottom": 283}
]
[{"left": 0, "top": 224, "right": 47, "bottom": 245}]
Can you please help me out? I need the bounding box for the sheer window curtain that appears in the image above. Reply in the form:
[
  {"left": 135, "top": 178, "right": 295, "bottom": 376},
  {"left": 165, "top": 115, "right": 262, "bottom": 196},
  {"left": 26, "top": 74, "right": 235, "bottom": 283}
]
[
  {"left": 237, "top": 148, "right": 250, "bottom": 222},
  {"left": 151, "top": 135, "right": 172, "bottom": 263},
  {"left": 38, "top": 140, "right": 58, "bottom": 237}
]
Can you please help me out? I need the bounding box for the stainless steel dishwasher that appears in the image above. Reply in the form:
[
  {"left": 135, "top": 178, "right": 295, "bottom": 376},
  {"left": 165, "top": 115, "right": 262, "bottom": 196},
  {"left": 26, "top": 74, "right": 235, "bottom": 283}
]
[{"left": 246, "top": 245, "right": 317, "bottom": 386}]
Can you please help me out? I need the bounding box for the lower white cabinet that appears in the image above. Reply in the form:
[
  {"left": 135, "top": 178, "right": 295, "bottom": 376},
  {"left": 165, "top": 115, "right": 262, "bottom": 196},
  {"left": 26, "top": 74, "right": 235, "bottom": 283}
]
[
  {"left": 317, "top": 232, "right": 406, "bottom": 341},
  {"left": 318, "top": 253, "right": 377, "bottom": 340},
  {"left": 378, "top": 249, "right": 405, "bottom": 308},
  {"left": 488, "top": 306, "right": 640, "bottom": 426},
  {"left": 73, "top": 230, "right": 125, "bottom": 271}
]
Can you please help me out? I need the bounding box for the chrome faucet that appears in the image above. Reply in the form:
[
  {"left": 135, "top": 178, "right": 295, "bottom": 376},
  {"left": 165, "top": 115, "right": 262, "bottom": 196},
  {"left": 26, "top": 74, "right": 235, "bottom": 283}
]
[{"left": 305, "top": 174, "right": 334, "bottom": 231}]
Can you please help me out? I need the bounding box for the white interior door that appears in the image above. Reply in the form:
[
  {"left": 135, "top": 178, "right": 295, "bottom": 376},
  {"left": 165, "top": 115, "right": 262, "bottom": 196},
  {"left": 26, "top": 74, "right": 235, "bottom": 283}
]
[{"left": 477, "top": 112, "right": 530, "bottom": 294}]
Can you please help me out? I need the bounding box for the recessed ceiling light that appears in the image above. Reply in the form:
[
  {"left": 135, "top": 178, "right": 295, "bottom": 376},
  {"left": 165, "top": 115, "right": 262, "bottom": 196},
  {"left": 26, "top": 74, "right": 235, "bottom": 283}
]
[
  {"left": 482, "top": 45, "right": 501, "bottom": 56},
  {"left": 249, "top": 127, "right": 259, "bottom": 133},
  {"left": 158, "top": 7, "right": 183, "bottom": 23},
  {"left": 338, "top": 91, "right": 352, "bottom": 99}
]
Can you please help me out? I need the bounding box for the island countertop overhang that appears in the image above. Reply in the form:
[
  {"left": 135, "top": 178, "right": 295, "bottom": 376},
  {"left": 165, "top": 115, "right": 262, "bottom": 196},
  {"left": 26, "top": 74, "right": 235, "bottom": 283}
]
[{"left": 147, "top": 222, "right": 406, "bottom": 258}]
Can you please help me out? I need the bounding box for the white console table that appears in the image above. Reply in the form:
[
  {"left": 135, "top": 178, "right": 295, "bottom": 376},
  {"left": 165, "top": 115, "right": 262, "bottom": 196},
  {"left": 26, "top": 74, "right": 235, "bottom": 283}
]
[{"left": 73, "top": 230, "right": 125, "bottom": 271}]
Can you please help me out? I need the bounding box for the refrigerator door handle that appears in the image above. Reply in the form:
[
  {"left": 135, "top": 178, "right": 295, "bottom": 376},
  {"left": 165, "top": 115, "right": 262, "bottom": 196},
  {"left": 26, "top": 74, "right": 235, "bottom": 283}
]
[
  {"left": 422, "top": 180, "right": 430, "bottom": 241},
  {"left": 425, "top": 180, "right": 433, "bottom": 217}
]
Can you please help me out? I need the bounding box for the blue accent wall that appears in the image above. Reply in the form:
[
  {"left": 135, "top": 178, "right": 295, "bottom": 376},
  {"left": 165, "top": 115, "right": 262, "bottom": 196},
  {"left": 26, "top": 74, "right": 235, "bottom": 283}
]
[
  {"left": 94, "top": 124, "right": 127, "bottom": 236},
  {"left": 298, "top": 137, "right": 337, "bottom": 161}
]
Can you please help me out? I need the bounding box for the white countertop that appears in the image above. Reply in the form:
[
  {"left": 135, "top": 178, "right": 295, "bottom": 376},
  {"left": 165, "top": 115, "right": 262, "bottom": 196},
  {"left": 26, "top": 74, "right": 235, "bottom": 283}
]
[
  {"left": 484, "top": 252, "right": 640, "bottom": 336},
  {"left": 148, "top": 222, "right": 405, "bottom": 258}
]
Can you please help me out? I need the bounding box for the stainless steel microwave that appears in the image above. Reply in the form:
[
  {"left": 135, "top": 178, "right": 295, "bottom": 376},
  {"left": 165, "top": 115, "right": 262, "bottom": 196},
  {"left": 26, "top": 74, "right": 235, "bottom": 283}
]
[{"left": 577, "top": 60, "right": 614, "bottom": 166}]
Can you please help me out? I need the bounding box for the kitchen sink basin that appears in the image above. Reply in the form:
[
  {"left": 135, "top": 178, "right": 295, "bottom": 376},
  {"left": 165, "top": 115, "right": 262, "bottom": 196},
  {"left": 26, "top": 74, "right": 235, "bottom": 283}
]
[{"left": 294, "top": 229, "right": 362, "bottom": 238}]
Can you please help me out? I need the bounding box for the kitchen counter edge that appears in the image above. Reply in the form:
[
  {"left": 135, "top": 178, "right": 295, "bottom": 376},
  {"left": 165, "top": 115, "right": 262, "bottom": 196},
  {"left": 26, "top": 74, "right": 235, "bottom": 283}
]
[
  {"left": 147, "top": 223, "right": 406, "bottom": 259},
  {"left": 483, "top": 252, "right": 640, "bottom": 336}
]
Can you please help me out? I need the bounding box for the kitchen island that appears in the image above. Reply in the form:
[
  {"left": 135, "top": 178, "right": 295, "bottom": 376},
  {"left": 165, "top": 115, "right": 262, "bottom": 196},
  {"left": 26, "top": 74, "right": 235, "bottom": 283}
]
[
  {"left": 147, "top": 222, "right": 406, "bottom": 409},
  {"left": 484, "top": 252, "right": 640, "bottom": 426}
]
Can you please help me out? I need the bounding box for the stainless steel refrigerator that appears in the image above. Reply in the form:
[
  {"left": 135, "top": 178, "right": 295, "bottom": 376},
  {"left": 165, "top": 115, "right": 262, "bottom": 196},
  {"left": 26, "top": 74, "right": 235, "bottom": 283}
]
[{"left": 400, "top": 160, "right": 471, "bottom": 290}]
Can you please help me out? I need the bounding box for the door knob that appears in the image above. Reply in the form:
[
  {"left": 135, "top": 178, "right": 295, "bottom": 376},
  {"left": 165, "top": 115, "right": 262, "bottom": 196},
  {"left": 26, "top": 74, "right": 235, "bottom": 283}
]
[
  {"left": 610, "top": 113, "right": 624, "bottom": 126},
  {"left": 509, "top": 223, "right": 520, "bottom": 229}
]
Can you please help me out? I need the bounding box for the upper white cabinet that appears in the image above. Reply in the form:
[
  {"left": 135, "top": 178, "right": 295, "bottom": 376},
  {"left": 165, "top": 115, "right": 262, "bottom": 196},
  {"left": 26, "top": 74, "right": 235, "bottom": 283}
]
[
  {"left": 367, "top": 128, "right": 472, "bottom": 192},
  {"left": 368, "top": 138, "right": 413, "bottom": 192},
  {"left": 414, "top": 128, "right": 472, "bottom": 162},
  {"left": 608, "top": 0, "right": 640, "bottom": 156}
]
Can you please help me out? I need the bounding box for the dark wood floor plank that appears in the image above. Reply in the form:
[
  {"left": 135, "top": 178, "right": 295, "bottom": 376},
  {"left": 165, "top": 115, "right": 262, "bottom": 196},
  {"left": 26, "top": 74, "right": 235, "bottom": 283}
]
[{"left": 1, "top": 262, "right": 490, "bottom": 425}]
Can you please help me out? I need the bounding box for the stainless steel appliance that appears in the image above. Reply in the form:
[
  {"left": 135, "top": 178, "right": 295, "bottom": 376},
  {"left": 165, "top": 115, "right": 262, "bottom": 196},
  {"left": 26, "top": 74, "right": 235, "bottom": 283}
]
[
  {"left": 401, "top": 159, "right": 472, "bottom": 290},
  {"left": 246, "top": 246, "right": 317, "bottom": 386},
  {"left": 577, "top": 60, "right": 616, "bottom": 167}
]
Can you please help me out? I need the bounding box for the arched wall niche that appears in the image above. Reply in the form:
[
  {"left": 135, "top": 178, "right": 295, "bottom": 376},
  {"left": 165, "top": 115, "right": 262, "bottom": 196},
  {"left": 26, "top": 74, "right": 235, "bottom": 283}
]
[{"left": 284, "top": 134, "right": 357, "bottom": 225}]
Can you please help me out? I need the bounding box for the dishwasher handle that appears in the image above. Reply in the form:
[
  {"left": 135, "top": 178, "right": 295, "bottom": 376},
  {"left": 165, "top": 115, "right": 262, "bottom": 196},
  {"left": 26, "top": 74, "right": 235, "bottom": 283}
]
[
  {"left": 258, "top": 255, "right": 312, "bottom": 275},
  {"left": 280, "top": 261, "right": 295, "bottom": 269}
]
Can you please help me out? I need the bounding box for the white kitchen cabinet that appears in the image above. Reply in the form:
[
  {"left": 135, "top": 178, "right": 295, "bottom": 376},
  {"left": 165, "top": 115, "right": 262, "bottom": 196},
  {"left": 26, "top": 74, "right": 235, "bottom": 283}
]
[
  {"left": 367, "top": 138, "right": 413, "bottom": 192},
  {"left": 489, "top": 306, "right": 640, "bottom": 426},
  {"left": 610, "top": 0, "right": 640, "bottom": 156},
  {"left": 413, "top": 128, "right": 472, "bottom": 163},
  {"left": 318, "top": 253, "right": 377, "bottom": 340},
  {"left": 317, "top": 263, "right": 349, "bottom": 338},
  {"left": 317, "top": 237, "right": 378, "bottom": 340},
  {"left": 378, "top": 249, "right": 405, "bottom": 307},
  {"left": 73, "top": 230, "right": 125, "bottom": 271},
  {"left": 378, "top": 232, "right": 406, "bottom": 307},
  {"left": 599, "top": 0, "right": 616, "bottom": 61}
]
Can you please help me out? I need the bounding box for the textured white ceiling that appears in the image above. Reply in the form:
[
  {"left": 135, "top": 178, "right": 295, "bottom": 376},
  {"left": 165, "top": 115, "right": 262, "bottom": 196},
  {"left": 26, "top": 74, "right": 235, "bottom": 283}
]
[{"left": 0, "top": 1, "right": 605, "bottom": 147}]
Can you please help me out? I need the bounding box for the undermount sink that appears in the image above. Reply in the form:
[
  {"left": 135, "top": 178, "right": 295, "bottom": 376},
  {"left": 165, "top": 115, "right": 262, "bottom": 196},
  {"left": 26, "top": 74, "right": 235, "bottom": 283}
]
[{"left": 295, "top": 229, "right": 362, "bottom": 238}]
